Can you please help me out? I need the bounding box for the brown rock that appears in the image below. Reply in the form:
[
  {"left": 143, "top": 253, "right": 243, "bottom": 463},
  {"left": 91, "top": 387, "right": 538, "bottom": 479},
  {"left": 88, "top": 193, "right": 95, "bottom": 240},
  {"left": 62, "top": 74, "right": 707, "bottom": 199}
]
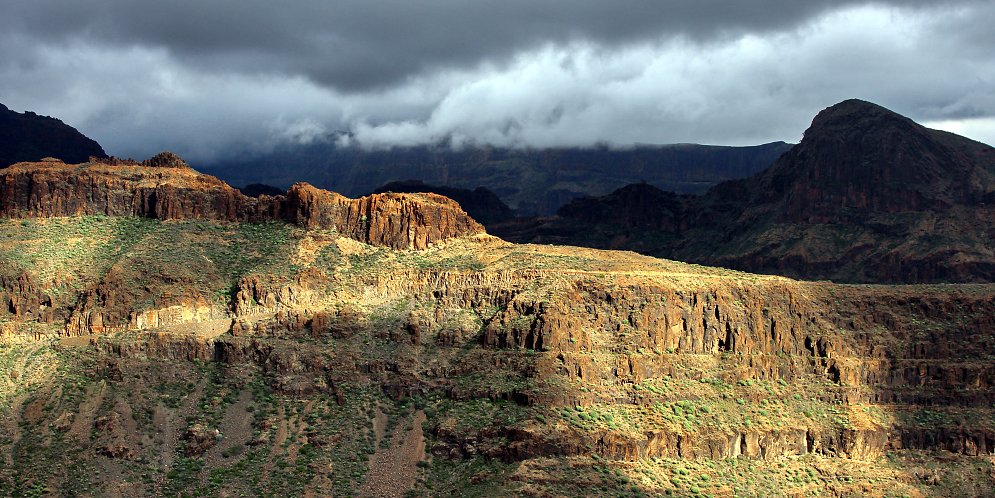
[
  {"left": 284, "top": 182, "right": 484, "bottom": 250},
  {"left": 97, "top": 443, "right": 137, "bottom": 460},
  {"left": 183, "top": 423, "right": 220, "bottom": 457},
  {"left": 142, "top": 151, "right": 190, "bottom": 169},
  {"left": 0, "top": 154, "right": 485, "bottom": 250}
]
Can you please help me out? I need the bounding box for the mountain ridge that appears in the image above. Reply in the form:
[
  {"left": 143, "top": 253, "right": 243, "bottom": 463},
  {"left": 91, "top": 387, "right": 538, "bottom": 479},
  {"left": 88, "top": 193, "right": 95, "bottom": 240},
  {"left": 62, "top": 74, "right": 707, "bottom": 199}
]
[
  {"left": 493, "top": 99, "right": 995, "bottom": 283},
  {"left": 0, "top": 103, "right": 106, "bottom": 167},
  {"left": 204, "top": 140, "right": 793, "bottom": 216},
  {"left": 0, "top": 153, "right": 484, "bottom": 250}
]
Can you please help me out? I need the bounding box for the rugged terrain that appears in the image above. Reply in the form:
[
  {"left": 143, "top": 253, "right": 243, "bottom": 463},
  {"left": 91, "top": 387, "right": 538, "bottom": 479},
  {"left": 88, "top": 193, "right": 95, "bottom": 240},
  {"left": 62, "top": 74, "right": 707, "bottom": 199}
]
[
  {"left": 206, "top": 140, "right": 792, "bottom": 216},
  {"left": 493, "top": 100, "right": 995, "bottom": 284},
  {"left": 1, "top": 157, "right": 995, "bottom": 497},
  {"left": 0, "top": 103, "right": 107, "bottom": 167}
]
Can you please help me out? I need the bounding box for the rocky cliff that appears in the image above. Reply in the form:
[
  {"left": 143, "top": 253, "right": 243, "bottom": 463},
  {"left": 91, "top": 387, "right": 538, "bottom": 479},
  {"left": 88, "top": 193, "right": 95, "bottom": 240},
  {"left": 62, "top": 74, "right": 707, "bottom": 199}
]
[
  {"left": 2, "top": 211, "right": 994, "bottom": 495},
  {"left": 0, "top": 153, "right": 484, "bottom": 250},
  {"left": 493, "top": 99, "right": 995, "bottom": 284},
  {"left": 0, "top": 102, "right": 107, "bottom": 167}
]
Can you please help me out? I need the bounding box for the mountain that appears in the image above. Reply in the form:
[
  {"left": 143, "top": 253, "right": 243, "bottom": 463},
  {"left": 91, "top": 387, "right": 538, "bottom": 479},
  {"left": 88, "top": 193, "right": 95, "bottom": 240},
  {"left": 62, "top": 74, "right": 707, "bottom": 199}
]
[
  {"left": 2, "top": 155, "right": 995, "bottom": 496},
  {"left": 204, "top": 140, "right": 792, "bottom": 216},
  {"left": 493, "top": 99, "right": 995, "bottom": 283},
  {"left": 0, "top": 102, "right": 106, "bottom": 166},
  {"left": 371, "top": 180, "right": 514, "bottom": 224}
]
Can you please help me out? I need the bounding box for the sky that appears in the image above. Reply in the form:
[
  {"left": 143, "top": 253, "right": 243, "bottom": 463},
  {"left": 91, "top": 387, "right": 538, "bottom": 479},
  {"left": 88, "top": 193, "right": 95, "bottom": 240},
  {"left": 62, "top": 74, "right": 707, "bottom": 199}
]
[{"left": 1, "top": 0, "right": 994, "bottom": 162}]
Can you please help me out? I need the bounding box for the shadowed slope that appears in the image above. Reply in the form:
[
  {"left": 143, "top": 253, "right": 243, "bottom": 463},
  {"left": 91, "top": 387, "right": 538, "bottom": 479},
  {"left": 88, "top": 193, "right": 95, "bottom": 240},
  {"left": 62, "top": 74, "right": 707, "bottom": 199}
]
[{"left": 494, "top": 99, "right": 995, "bottom": 283}]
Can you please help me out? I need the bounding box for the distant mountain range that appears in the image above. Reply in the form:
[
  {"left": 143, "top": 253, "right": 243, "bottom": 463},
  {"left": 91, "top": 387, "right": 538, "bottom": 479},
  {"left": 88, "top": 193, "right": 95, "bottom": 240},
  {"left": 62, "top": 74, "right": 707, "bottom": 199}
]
[
  {"left": 493, "top": 99, "right": 995, "bottom": 283},
  {"left": 0, "top": 103, "right": 106, "bottom": 167},
  {"left": 204, "top": 140, "right": 792, "bottom": 216},
  {"left": 5, "top": 99, "right": 993, "bottom": 284}
]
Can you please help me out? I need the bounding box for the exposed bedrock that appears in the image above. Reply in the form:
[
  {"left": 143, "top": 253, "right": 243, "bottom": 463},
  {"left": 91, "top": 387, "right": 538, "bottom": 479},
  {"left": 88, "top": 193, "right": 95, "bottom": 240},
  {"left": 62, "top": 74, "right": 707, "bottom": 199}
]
[{"left": 0, "top": 154, "right": 484, "bottom": 249}]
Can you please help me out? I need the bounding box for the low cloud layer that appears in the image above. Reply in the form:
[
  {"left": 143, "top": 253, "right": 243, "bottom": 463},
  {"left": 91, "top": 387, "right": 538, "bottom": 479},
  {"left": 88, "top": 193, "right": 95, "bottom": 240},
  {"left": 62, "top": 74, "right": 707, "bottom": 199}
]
[{"left": 1, "top": 1, "right": 993, "bottom": 161}]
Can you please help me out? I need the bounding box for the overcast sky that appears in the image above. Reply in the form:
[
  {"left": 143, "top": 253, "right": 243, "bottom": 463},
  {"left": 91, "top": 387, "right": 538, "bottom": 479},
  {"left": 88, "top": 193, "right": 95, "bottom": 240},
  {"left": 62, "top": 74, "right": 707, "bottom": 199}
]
[{"left": 1, "top": 0, "right": 993, "bottom": 161}]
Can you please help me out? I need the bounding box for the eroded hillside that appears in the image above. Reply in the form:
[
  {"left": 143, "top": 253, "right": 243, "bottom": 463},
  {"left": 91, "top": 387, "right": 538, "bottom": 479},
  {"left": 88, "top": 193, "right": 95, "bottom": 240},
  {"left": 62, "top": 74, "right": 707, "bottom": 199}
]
[{"left": 1, "top": 159, "right": 994, "bottom": 497}]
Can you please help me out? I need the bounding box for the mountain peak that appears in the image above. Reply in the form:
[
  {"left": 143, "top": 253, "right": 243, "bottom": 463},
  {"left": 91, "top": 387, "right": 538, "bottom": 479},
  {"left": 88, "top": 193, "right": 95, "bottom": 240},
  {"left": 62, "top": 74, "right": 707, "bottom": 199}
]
[
  {"left": 752, "top": 97, "right": 990, "bottom": 218},
  {"left": 0, "top": 103, "right": 106, "bottom": 167},
  {"left": 806, "top": 99, "right": 918, "bottom": 138}
]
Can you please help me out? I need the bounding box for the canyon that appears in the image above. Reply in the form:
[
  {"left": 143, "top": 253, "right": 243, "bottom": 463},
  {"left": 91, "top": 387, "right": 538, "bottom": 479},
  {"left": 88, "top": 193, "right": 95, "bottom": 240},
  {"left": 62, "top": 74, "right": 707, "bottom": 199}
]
[{"left": 1, "top": 152, "right": 994, "bottom": 496}]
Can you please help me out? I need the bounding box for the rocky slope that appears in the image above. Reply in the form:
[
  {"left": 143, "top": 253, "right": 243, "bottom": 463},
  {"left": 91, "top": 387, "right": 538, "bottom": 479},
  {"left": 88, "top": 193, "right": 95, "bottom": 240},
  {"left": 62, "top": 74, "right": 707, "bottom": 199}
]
[
  {"left": 0, "top": 103, "right": 106, "bottom": 167},
  {"left": 0, "top": 153, "right": 484, "bottom": 250},
  {"left": 493, "top": 100, "right": 995, "bottom": 284},
  {"left": 1, "top": 165, "right": 994, "bottom": 496},
  {"left": 205, "top": 140, "right": 792, "bottom": 215}
]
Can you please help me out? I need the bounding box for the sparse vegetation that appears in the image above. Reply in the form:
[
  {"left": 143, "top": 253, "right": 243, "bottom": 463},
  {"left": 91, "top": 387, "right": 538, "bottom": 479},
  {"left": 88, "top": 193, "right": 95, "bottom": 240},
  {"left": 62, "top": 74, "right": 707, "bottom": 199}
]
[{"left": 2, "top": 214, "right": 994, "bottom": 497}]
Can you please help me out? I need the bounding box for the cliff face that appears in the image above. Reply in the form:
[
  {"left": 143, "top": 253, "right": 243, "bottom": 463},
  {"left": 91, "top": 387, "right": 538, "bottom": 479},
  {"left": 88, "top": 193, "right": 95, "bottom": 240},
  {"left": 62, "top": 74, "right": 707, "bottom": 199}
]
[
  {"left": 0, "top": 153, "right": 484, "bottom": 250},
  {"left": 0, "top": 102, "right": 107, "bottom": 167},
  {"left": 284, "top": 183, "right": 485, "bottom": 250},
  {"left": 2, "top": 209, "right": 994, "bottom": 495},
  {"left": 494, "top": 99, "right": 995, "bottom": 283}
]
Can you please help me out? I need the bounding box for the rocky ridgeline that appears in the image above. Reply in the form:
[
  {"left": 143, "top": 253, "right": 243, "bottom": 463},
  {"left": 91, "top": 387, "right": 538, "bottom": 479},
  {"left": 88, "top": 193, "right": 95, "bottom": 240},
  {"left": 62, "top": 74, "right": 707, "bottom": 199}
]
[
  {"left": 68, "top": 261, "right": 995, "bottom": 463},
  {"left": 0, "top": 152, "right": 484, "bottom": 249},
  {"left": 2, "top": 212, "right": 990, "bottom": 463}
]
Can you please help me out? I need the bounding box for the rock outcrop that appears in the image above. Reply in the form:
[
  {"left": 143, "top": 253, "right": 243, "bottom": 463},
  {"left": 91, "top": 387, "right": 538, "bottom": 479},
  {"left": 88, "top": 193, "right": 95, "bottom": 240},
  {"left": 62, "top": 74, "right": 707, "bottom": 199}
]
[
  {"left": 284, "top": 183, "right": 484, "bottom": 250},
  {"left": 0, "top": 155, "right": 485, "bottom": 249},
  {"left": 2, "top": 205, "right": 995, "bottom": 495},
  {"left": 0, "top": 265, "right": 54, "bottom": 324}
]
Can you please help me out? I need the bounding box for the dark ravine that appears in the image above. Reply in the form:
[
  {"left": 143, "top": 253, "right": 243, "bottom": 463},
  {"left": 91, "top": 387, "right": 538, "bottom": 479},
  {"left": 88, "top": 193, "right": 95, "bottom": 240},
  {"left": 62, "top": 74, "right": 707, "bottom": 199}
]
[{"left": 493, "top": 99, "right": 995, "bottom": 284}]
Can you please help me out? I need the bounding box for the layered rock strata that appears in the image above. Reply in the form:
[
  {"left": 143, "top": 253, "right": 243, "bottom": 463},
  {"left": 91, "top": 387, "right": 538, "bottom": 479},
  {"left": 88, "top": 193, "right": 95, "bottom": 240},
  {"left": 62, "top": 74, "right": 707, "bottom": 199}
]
[{"left": 0, "top": 153, "right": 484, "bottom": 249}]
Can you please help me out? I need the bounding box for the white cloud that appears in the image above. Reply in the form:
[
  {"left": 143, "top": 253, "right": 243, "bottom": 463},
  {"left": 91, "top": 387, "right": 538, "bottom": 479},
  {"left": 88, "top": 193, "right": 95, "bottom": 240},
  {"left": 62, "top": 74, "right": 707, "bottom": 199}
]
[
  {"left": 348, "top": 4, "right": 995, "bottom": 149},
  {"left": 1, "top": 3, "right": 992, "bottom": 160},
  {"left": 924, "top": 118, "right": 995, "bottom": 146}
]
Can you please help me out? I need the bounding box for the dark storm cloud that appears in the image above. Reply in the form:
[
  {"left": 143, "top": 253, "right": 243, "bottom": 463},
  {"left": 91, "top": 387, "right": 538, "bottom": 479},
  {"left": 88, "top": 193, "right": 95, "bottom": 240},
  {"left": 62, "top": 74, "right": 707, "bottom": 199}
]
[
  {"left": 1, "top": 0, "right": 993, "bottom": 159},
  {"left": 0, "top": 0, "right": 981, "bottom": 91}
]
